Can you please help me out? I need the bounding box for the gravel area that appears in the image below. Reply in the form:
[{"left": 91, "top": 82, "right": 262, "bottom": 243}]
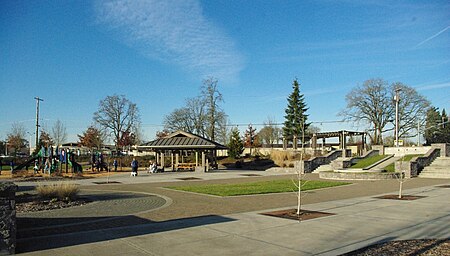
[{"left": 342, "top": 239, "right": 449, "bottom": 256}]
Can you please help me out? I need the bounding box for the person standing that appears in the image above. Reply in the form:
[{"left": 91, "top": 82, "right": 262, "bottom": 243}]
[
  {"left": 131, "top": 158, "right": 138, "bottom": 176},
  {"left": 113, "top": 159, "right": 118, "bottom": 172}
]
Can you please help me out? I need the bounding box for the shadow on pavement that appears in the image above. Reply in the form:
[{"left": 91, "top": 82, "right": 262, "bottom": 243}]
[{"left": 16, "top": 214, "right": 236, "bottom": 253}]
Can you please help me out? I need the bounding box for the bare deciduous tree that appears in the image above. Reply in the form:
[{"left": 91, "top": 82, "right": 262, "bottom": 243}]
[
  {"left": 93, "top": 95, "right": 140, "bottom": 149},
  {"left": 258, "top": 117, "right": 281, "bottom": 147},
  {"left": 341, "top": 79, "right": 429, "bottom": 145},
  {"left": 51, "top": 119, "right": 67, "bottom": 146},
  {"left": 393, "top": 82, "right": 430, "bottom": 138},
  {"left": 164, "top": 97, "right": 206, "bottom": 136},
  {"left": 202, "top": 77, "right": 223, "bottom": 141},
  {"left": 164, "top": 77, "right": 227, "bottom": 143}
]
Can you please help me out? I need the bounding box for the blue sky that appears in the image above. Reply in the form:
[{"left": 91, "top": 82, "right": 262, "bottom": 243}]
[{"left": 1, "top": 0, "right": 449, "bottom": 145}]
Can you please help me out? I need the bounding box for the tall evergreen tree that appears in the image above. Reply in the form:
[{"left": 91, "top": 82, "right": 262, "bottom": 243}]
[
  {"left": 227, "top": 127, "right": 244, "bottom": 159},
  {"left": 283, "top": 79, "right": 310, "bottom": 144},
  {"left": 439, "top": 109, "right": 450, "bottom": 143},
  {"left": 424, "top": 107, "right": 442, "bottom": 144}
]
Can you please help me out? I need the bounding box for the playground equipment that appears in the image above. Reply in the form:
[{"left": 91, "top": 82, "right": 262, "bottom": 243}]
[{"left": 13, "top": 146, "right": 83, "bottom": 174}]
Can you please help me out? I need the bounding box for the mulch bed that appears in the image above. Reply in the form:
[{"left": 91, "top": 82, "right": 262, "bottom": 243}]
[
  {"left": 15, "top": 193, "right": 91, "bottom": 213},
  {"left": 93, "top": 181, "right": 122, "bottom": 184},
  {"left": 436, "top": 185, "right": 450, "bottom": 188},
  {"left": 261, "top": 209, "right": 334, "bottom": 221},
  {"left": 341, "top": 239, "right": 450, "bottom": 255},
  {"left": 177, "top": 177, "right": 203, "bottom": 181},
  {"left": 375, "top": 195, "right": 426, "bottom": 200}
]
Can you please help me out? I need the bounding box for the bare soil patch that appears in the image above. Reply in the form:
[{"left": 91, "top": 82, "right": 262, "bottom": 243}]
[
  {"left": 375, "top": 195, "right": 426, "bottom": 200},
  {"left": 436, "top": 185, "right": 450, "bottom": 188},
  {"left": 240, "top": 174, "right": 262, "bottom": 177},
  {"left": 341, "top": 239, "right": 449, "bottom": 256},
  {"left": 261, "top": 209, "right": 334, "bottom": 221},
  {"left": 16, "top": 193, "right": 91, "bottom": 213}
]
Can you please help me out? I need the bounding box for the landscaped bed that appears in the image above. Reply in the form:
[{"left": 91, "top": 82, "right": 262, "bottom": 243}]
[
  {"left": 351, "top": 155, "right": 390, "bottom": 169},
  {"left": 167, "top": 180, "right": 350, "bottom": 196}
]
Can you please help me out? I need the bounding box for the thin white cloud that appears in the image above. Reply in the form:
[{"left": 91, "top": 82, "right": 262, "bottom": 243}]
[
  {"left": 95, "top": 0, "right": 245, "bottom": 82},
  {"left": 416, "top": 82, "right": 450, "bottom": 91},
  {"left": 415, "top": 25, "right": 450, "bottom": 48}
]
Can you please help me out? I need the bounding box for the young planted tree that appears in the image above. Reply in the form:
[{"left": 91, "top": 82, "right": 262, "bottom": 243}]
[
  {"left": 292, "top": 154, "right": 310, "bottom": 220},
  {"left": 93, "top": 95, "right": 140, "bottom": 150},
  {"left": 227, "top": 127, "right": 244, "bottom": 159},
  {"left": 283, "top": 79, "right": 309, "bottom": 148},
  {"left": 244, "top": 124, "right": 257, "bottom": 155}
]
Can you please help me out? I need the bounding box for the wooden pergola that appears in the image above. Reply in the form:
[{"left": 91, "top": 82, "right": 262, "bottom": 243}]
[
  {"left": 139, "top": 131, "right": 227, "bottom": 172},
  {"left": 311, "top": 130, "right": 367, "bottom": 157}
]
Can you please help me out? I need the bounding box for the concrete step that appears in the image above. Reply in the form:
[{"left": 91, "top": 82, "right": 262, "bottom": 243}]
[
  {"left": 420, "top": 170, "right": 450, "bottom": 175},
  {"left": 313, "top": 164, "right": 333, "bottom": 173},
  {"left": 423, "top": 166, "right": 449, "bottom": 171},
  {"left": 419, "top": 173, "right": 450, "bottom": 179}
]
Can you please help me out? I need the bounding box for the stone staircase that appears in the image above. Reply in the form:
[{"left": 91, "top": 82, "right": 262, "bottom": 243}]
[
  {"left": 419, "top": 157, "right": 450, "bottom": 179},
  {"left": 312, "top": 157, "right": 346, "bottom": 173}
]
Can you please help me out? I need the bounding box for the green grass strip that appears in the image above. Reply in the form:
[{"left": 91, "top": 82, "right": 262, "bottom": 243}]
[
  {"left": 167, "top": 180, "right": 350, "bottom": 196},
  {"left": 384, "top": 154, "right": 423, "bottom": 172},
  {"left": 351, "top": 155, "right": 390, "bottom": 169}
]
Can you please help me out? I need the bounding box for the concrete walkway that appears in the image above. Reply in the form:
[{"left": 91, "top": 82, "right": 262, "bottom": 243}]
[{"left": 16, "top": 183, "right": 450, "bottom": 255}]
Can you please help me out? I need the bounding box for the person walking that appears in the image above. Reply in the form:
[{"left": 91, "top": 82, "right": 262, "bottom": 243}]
[{"left": 131, "top": 158, "right": 138, "bottom": 176}]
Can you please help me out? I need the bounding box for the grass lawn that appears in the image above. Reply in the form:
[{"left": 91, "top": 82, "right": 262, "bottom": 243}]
[
  {"left": 167, "top": 179, "right": 351, "bottom": 196},
  {"left": 351, "top": 155, "right": 390, "bottom": 169},
  {"left": 384, "top": 154, "right": 423, "bottom": 172}
]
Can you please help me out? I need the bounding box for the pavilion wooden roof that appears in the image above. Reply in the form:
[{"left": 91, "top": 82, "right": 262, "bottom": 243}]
[
  {"left": 140, "top": 131, "right": 227, "bottom": 150},
  {"left": 313, "top": 130, "right": 366, "bottom": 139}
]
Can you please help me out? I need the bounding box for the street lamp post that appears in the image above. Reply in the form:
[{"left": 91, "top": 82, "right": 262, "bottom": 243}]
[{"left": 394, "top": 88, "right": 401, "bottom": 147}]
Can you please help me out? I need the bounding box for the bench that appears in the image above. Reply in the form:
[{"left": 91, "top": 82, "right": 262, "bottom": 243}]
[{"left": 176, "top": 163, "right": 196, "bottom": 171}]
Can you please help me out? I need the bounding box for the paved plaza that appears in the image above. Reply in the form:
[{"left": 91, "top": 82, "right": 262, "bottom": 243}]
[{"left": 13, "top": 171, "right": 450, "bottom": 255}]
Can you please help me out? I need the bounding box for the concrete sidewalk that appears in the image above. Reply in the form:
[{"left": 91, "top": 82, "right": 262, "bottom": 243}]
[{"left": 17, "top": 184, "right": 450, "bottom": 255}]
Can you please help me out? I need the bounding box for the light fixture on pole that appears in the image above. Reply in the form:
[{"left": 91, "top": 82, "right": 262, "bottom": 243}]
[{"left": 394, "top": 88, "right": 401, "bottom": 147}]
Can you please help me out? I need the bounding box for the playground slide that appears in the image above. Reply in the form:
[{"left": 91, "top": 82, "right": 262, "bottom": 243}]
[{"left": 13, "top": 156, "right": 39, "bottom": 171}]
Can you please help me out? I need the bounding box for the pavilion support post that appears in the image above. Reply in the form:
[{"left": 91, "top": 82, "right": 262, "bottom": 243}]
[
  {"left": 195, "top": 151, "right": 198, "bottom": 166},
  {"left": 175, "top": 152, "right": 179, "bottom": 170},
  {"left": 160, "top": 153, "right": 165, "bottom": 170},
  {"left": 202, "top": 151, "right": 206, "bottom": 171},
  {"left": 342, "top": 131, "right": 347, "bottom": 158},
  {"left": 322, "top": 138, "right": 325, "bottom": 151},
  {"left": 171, "top": 153, "right": 174, "bottom": 171}
]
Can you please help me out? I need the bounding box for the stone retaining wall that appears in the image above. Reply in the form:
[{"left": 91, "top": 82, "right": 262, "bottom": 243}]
[
  {"left": 303, "top": 150, "right": 351, "bottom": 173},
  {"left": 0, "top": 182, "right": 17, "bottom": 255},
  {"left": 396, "top": 147, "right": 441, "bottom": 177},
  {"left": 319, "top": 171, "right": 399, "bottom": 180}
]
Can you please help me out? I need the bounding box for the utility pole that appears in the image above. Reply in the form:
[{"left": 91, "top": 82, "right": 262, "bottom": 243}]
[
  {"left": 394, "top": 88, "right": 401, "bottom": 147},
  {"left": 34, "top": 97, "right": 44, "bottom": 150}
]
